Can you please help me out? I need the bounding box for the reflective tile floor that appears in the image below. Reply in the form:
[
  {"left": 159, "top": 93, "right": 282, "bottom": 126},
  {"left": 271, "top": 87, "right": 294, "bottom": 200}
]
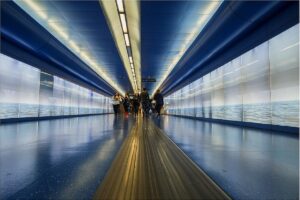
[
  {"left": 0, "top": 114, "right": 298, "bottom": 199},
  {"left": 153, "top": 116, "right": 299, "bottom": 200},
  {"left": 94, "top": 117, "right": 229, "bottom": 199},
  {"left": 0, "top": 115, "right": 135, "bottom": 199}
]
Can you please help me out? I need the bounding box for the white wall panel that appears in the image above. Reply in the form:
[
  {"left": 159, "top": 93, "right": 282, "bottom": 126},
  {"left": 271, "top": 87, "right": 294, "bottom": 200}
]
[
  {"left": 0, "top": 53, "right": 112, "bottom": 119},
  {"left": 241, "top": 42, "right": 271, "bottom": 124},
  {"left": 165, "top": 24, "right": 299, "bottom": 128},
  {"left": 223, "top": 58, "right": 242, "bottom": 121},
  {"left": 269, "top": 24, "right": 299, "bottom": 127}
]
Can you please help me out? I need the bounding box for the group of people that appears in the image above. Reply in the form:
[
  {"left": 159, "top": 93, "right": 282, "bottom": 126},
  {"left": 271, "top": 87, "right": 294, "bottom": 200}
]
[{"left": 112, "top": 88, "right": 164, "bottom": 117}]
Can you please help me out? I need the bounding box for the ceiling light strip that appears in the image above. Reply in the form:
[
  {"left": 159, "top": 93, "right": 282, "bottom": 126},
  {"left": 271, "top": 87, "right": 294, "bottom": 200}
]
[{"left": 116, "top": 0, "right": 138, "bottom": 91}]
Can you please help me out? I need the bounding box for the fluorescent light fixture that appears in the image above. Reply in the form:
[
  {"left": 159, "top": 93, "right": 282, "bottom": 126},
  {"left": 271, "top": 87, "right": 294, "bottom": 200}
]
[
  {"left": 81, "top": 52, "right": 90, "bottom": 62},
  {"left": 49, "top": 23, "right": 68, "bottom": 40},
  {"left": 120, "top": 13, "right": 128, "bottom": 33},
  {"left": 206, "top": 1, "right": 220, "bottom": 14},
  {"left": 129, "top": 56, "right": 133, "bottom": 63},
  {"left": 116, "top": 0, "right": 124, "bottom": 12},
  {"left": 23, "top": 0, "right": 47, "bottom": 20},
  {"left": 124, "top": 33, "right": 130, "bottom": 46},
  {"left": 69, "top": 40, "right": 80, "bottom": 52},
  {"left": 130, "top": 63, "right": 134, "bottom": 69}
]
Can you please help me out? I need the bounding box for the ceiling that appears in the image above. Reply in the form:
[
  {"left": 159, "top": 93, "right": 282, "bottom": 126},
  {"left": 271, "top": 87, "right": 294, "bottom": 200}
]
[{"left": 1, "top": 0, "right": 299, "bottom": 97}]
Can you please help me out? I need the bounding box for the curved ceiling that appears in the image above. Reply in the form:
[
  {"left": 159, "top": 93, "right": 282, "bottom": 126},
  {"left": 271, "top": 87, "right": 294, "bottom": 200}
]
[{"left": 1, "top": 0, "right": 299, "bottom": 97}]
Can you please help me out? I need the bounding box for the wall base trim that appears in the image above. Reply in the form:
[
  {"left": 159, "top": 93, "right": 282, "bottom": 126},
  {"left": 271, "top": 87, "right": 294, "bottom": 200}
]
[
  {"left": 0, "top": 113, "right": 113, "bottom": 124},
  {"left": 165, "top": 114, "right": 299, "bottom": 134}
]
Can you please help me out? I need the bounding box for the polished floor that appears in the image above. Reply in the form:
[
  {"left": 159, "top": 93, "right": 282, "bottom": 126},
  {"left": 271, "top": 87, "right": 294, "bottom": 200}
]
[
  {"left": 153, "top": 116, "right": 299, "bottom": 199},
  {"left": 94, "top": 117, "right": 229, "bottom": 199},
  {"left": 0, "top": 114, "right": 299, "bottom": 199},
  {"left": 0, "top": 115, "right": 135, "bottom": 199}
]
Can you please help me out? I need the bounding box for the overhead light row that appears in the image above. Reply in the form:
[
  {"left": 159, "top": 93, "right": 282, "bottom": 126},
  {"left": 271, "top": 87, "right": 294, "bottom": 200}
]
[
  {"left": 116, "top": 0, "right": 138, "bottom": 91},
  {"left": 152, "top": 1, "right": 222, "bottom": 96},
  {"left": 18, "top": 0, "right": 125, "bottom": 96}
]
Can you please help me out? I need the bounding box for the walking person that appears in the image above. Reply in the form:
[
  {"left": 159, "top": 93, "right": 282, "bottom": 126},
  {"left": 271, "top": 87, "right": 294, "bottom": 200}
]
[
  {"left": 132, "top": 93, "right": 140, "bottom": 117},
  {"left": 123, "top": 93, "right": 130, "bottom": 117},
  {"left": 154, "top": 89, "right": 164, "bottom": 117},
  {"left": 140, "top": 88, "right": 151, "bottom": 117},
  {"left": 151, "top": 99, "right": 156, "bottom": 115},
  {"left": 112, "top": 93, "right": 121, "bottom": 115}
]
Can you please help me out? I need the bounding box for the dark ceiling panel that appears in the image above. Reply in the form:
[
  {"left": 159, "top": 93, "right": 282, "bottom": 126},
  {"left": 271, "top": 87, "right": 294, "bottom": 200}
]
[{"left": 141, "top": 1, "right": 218, "bottom": 94}]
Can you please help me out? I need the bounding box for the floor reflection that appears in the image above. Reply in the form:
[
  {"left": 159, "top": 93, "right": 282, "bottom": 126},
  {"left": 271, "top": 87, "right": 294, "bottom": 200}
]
[
  {"left": 153, "top": 115, "right": 299, "bottom": 200},
  {"left": 0, "top": 115, "right": 134, "bottom": 199}
]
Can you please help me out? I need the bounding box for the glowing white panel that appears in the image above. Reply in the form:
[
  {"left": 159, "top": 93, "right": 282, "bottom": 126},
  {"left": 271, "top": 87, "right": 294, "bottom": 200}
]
[
  {"left": 0, "top": 54, "right": 113, "bottom": 119},
  {"left": 164, "top": 24, "right": 299, "bottom": 128},
  {"left": 70, "top": 82, "right": 79, "bottom": 115},
  {"left": 194, "top": 78, "right": 203, "bottom": 117},
  {"left": 116, "top": 0, "right": 124, "bottom": 12},
  {"left": 269, "top": 24, "right": 299, "bottom": 127},
  {"left": 211, "top": 67, "right": 224, "bottom": 119},
  {"left": 129, "top": 56, "right": 133, "bottom": 63},
  {"left": 53, "top": 76, "right": 65, "bottom": 116},
  {"left": 223, "top": 58, "right": 242, "bottom": 121},
  {"left": 0, "top": 54, "right": 40, "bottom": 118},
  {"left": 202, "top": 74, "right": 211, "bottom": 118},
  {"left": 124, "top": 33, "right": 130, "bottom": 46},
  {"left": 120, "top": 13, "right": 128, "bottom": 33},
  {"left": 39, "top": 72, "right": 54, "bottom": 117},
  {"left": 242, "top": 42, "right": 271, "bottom": 124}
]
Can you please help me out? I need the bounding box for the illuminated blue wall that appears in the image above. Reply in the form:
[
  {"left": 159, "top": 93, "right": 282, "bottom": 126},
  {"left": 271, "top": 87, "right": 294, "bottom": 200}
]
[
  {"left": 0, "top": 54, "right": 113, "bottom": 119},
  {"left": 165, "top": 24, "right": 299, "bottom": 128}
]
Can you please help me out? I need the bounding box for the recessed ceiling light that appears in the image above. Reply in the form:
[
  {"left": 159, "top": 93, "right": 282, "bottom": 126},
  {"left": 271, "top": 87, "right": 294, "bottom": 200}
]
[
  {"left": 120, "top": 13, "right": 128, "bottom": 33},
  {"left": 24, "top": 0, "right": 47, "bottom": 19},
  {"left": 116, "top": 0, "right": 124, "bottom": 12},
  {"left": 124, "top": 33, "right": 130, "bottom": 46}
]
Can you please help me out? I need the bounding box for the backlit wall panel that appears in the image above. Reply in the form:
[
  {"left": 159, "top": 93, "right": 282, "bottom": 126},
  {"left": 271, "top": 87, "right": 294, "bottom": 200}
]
[
  {"left": 211, "top": 67, "right": 224, "bottom": 119},
  {"left": 269, "top": 25, "right": 299, "bottom": 127},
  {"left": 202, "top": 74, "right": 211, "bottom": 118},
  {"left": 39, "top": 72, "right": 54, "bottom": 117},
  {"left": 53, "top": 76, "right": 65, "bottom": 116},
  {"left": 0, "top": 54, "right": 40, "bottom": 118},
  {"left": 17, "top": 61, "right": 40, "bottom": 118},
  {"left": 0, "top": 54, "right": 113, "bottom": 119},
  {"left": 223, "top": 59, "right": 242, "bottom": 121},
  {"left": 165, "top": 24, "right": 299, "bottom": 128},
  {"left": 195, "top": 78, "right": 203, "bottom": 118},
  {"left": 241, "top": 42, "right": 271, "bottom": 124}
]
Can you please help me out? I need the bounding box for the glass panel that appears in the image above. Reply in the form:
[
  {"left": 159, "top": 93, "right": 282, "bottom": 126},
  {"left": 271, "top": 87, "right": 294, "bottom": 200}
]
[
  {"left": 39, "top": 72, "right": 54, "bottom": 117},
  {"left": 164, "top": 24, "right": 299, "bottom": 128},
  {"left": 241, "top": 42, "right": 271, "bottom": 124},
  {"left": 211, "top": 67, "right": 224, "bottom": 119},
  {"left": 269, "top": 24, "right": 299, "bottom": 127},
  {"left": 223, "top": 58, "right": 243, "bottom": 121}
]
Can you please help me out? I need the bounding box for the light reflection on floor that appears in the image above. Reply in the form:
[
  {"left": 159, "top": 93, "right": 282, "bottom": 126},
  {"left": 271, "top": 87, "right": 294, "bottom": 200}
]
[
  {"left": 0, "top": 115, "right": 134, "bottom": 200},
  {"left": 153, "top": 115, "right": 299, "bottom": 200}
]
